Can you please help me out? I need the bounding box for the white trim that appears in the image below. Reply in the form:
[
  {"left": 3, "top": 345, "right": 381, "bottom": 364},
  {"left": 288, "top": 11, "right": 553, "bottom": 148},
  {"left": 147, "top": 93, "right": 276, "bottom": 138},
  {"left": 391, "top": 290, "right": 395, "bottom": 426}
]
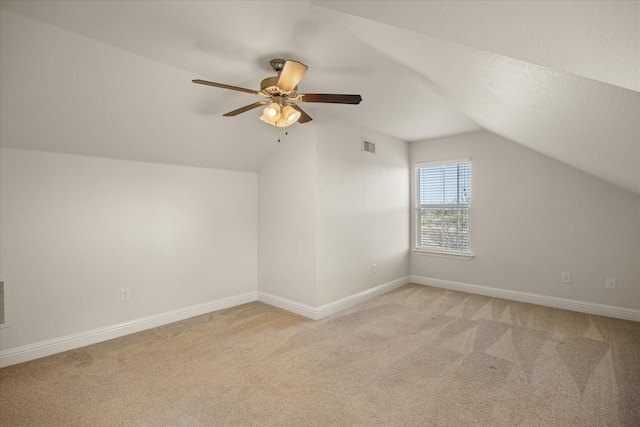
[
  {"left": 415, "top": 158, "right": 471, "bottom": 168},
  {"left": 413, "top": 249, "right": 475, "bottom": 260},
  {"left": 258, "top": 276, "right": 411, "bottom": 321},
  {"left": 414, "top": 160, "right": 472, "bottom": 254},
  {"left": 0, "top": 292, "right": 257, "bottom": 367},
  {"left": 316, "top": 276, "right": 410, "bottom": 319},
  {"left": 411, "top": 275, "right": 640, "bottom": 322},
  {"left": 257, "top": 292, "right": 317, "bottom": 319},
  {"left": 0, "top": 279, "right": 7, "bottom": 328}
]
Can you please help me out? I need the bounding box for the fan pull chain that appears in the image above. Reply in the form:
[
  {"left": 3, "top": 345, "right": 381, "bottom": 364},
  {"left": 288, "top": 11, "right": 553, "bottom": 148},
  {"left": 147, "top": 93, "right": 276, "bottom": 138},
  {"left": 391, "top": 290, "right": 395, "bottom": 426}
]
[{"left": 277, "top": 129, "right": 289, "bottom": 143}]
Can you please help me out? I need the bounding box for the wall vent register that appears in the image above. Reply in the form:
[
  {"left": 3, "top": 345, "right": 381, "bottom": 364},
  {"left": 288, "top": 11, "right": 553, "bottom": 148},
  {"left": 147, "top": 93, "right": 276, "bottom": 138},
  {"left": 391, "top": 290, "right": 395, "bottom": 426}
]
[{"left": 362, "top": 139, "right": 376, "bottom": 154}]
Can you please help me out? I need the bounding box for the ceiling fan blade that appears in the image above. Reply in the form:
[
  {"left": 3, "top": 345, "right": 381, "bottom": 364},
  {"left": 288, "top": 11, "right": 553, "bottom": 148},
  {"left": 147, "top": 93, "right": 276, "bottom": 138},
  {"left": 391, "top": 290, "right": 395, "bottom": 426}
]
[
  {"left": 192, "top": 79, "right": 264, "bottom": 96},
  {"left": 276, "top": 60, "right": 308, "bottom": 92},
  {"left": 223, "top": 101, "right": 269, "bottom": 117},
  {"left": 290, "top": 104, "right": 313, "bottom": 123},
  {"left": 298, "top": 93, "right": 362, "bottom": 104}
]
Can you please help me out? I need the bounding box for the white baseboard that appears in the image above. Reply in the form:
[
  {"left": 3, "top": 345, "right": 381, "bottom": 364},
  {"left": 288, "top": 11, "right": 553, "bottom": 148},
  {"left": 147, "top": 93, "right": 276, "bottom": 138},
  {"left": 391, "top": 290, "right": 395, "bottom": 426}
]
[
  {"left": 18, "top": 274, "right": 623, "bottom": 367},
  {"left": 257, "top": 292, "right": 318, "bottom": 319},
  {"left": 411, "top": 275, "right": 640, "bottom": 322},
  {"left": 315, "top": 276, "right": 411, "bottom": 319},
  {"left": 258, "top": 276, "right": 411, "bottom": 320},
  {"left": 1, "top": 277, "right": 412, "bottom": 367},
  {"left": 0, "top": 292, "right": 257, "bottom": 368}
]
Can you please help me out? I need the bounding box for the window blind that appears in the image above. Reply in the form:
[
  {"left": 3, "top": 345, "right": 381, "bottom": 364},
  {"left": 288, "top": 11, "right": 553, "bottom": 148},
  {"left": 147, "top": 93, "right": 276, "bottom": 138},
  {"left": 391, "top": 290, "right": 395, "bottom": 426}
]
[{"left": 416, "top": 160, "right": 471, "bottom": 252}]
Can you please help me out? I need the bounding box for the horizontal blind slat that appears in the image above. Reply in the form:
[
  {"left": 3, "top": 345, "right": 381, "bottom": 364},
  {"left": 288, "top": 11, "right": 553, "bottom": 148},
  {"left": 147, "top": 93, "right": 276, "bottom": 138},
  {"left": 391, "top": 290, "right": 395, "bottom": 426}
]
[
  {"left": 416, "top": 161, "right": 471, "bottom": 252},
  {"left": 417, "top": 163, "right": 471, "bottom": 205}
]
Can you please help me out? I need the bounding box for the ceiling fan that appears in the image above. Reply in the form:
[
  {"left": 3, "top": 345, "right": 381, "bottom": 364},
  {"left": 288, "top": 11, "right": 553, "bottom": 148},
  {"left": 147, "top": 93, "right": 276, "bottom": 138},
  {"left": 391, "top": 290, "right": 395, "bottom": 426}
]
[{"left": 193, "top": 59, "right": 362, "bottom": 127}]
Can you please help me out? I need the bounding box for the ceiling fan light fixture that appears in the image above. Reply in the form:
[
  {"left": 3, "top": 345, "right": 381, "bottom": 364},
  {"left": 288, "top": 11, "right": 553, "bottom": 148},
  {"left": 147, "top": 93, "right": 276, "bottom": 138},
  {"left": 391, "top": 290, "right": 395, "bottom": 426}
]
[
  {"left": 266, "top": 107, "right": 278, "bottom": 118},
  {"left": 259, "top": 115, "right": 271, "bottom": 125},
  {"left": 261, "top": 102, "right": 282, "bottom": 126},
  {"left": 260, "top": 103, "right": 300, "bottom": 128},
  {"left": 283, "top": 105, "right": 301, "bottom": 124},
  {"left": 193, "top": 58, "right": 362, "bottom": 127}
]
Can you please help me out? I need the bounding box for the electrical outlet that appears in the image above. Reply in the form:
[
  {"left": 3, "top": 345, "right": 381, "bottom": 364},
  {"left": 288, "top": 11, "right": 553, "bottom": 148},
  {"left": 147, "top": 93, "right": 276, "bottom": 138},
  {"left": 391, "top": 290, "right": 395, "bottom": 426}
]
[
  {"left": 372, "top": 264, "right": 377, "bottom": 274},
  {"left": 606, "top": 278, "right": 617, "bottom": 290},
  {"left": 120, "top": 288, "right": 130, "bottom": 302},
  {"left": 561, "top": 272, "right": 571, "bottom": 284}
]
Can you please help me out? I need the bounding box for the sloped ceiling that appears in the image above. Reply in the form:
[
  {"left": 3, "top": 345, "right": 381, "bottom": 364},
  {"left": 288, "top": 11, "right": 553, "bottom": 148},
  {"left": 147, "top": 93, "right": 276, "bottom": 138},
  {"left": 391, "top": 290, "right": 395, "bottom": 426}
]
[
  {"left": 0, "top": 1, "right": 638, "bottom": 195},
  {"left": 317, "top": 1, "right": 640, "bottom": 195}
]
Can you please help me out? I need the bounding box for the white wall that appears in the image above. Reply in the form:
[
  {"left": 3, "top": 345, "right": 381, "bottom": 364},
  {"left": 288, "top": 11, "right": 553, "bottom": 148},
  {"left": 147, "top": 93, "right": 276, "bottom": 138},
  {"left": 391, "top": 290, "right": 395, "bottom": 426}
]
[
  {"left": 257, "top": 125, "right": 318, "bottom": 307},
  {"left": 410, "top": 130, "right": 640, "bottom": 310},
  {"left": 315, "top": 114, "right": 410, "bottom": 305},
  {"left": 0, "top": 108, "right": 411, "bottom": 362},
  {"left": 257, "top": 113, "right": 411, "bottom": 310},
  {"left": 0, "top": 148, "right": 257, "bottom": 351}
]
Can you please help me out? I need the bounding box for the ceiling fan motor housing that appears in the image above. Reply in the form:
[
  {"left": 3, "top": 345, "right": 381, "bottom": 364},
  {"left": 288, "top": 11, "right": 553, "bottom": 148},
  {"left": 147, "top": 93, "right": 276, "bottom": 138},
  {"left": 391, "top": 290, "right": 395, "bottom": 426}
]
[
  {"left": 269, "top": 58, "right": 286, "bottom": 73},
  {"left": 260, "top": 76, "right": 281, "bottom": 95}
]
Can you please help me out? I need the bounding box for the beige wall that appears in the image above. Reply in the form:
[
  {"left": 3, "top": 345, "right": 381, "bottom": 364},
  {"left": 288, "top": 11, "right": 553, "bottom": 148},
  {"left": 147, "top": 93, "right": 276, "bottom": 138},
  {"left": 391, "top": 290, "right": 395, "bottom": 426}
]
[
  {"left": 0, "top": 148, "right": 257, "bottom": 351},
  {"left": 257, "top": 124, "right": 318, "bottom": 306},
  {"left": 316, "top": 113, "right": 410, "bottom": 305},
  {"left": 258, "top": 113, "right": 411, "bottom": 308},
  {"left": 410, "top": 130, "right": 640, "bottom": 310}
]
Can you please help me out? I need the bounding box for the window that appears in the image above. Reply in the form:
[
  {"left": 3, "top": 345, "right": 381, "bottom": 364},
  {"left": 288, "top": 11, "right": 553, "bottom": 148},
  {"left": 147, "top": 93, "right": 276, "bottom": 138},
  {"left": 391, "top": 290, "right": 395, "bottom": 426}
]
[{"left": 415, "top": 159, "right": 471, "bottom": 254}]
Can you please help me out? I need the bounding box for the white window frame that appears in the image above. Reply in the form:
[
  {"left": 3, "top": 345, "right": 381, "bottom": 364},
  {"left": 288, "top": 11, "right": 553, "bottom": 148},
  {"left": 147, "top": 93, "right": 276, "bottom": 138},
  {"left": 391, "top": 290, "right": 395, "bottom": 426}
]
[{"left": 414, "top": 158, "right": 474, "bottom": 260}]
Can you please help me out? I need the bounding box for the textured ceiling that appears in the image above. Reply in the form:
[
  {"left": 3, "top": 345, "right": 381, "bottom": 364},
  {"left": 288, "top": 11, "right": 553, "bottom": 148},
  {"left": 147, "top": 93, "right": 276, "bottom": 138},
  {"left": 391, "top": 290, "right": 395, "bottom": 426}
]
[
  {"left": 319, "top": 4, "right": 640, "bottom": 195},
  {"left": 319, "top": 1, "right": 639, "bottom": 92},
  {"left": 0, "top": 0, "right": 638, "bottom": 194}
]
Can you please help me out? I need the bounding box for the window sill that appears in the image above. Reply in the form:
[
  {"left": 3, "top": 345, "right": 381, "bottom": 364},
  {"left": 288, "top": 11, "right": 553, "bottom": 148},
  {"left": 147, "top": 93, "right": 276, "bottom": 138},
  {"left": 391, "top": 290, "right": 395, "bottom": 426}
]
[{"left": 413, "top": 249, "right": 475, "bottom": 260}]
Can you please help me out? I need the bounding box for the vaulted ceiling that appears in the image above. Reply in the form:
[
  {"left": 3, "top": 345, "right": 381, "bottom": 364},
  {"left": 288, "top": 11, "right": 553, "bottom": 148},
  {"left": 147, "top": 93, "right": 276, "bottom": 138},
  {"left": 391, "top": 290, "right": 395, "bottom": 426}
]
[{"left": 1, "top": 1, "right": 638, "bottom": 194}]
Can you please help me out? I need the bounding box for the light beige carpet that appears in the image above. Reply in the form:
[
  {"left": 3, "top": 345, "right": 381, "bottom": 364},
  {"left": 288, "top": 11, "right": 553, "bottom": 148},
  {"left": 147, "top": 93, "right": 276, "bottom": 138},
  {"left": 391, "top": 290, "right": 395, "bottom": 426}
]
[{"left": 1, "top": 284, "right": 639, "bottom": 426}]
